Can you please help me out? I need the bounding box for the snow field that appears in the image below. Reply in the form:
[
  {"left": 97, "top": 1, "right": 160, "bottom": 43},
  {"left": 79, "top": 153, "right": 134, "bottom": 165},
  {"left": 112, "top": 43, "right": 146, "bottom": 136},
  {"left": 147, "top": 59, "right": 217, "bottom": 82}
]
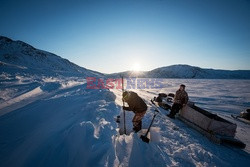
[{"left": 0, "top": 78, "right": 250, "bottom": 166}]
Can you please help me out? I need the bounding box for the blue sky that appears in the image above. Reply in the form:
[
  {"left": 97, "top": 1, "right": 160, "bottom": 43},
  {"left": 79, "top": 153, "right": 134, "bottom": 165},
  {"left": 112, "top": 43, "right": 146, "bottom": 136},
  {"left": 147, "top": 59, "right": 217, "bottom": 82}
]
[{"left": 0, "top": 0, "right": 250, "bottom": 73}]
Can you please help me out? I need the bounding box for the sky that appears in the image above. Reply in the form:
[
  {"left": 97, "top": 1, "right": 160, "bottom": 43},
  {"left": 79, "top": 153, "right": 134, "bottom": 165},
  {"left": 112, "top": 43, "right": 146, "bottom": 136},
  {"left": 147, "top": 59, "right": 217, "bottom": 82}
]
[{"left": 0, "top": 0, "right": 250, "bottom": 73}]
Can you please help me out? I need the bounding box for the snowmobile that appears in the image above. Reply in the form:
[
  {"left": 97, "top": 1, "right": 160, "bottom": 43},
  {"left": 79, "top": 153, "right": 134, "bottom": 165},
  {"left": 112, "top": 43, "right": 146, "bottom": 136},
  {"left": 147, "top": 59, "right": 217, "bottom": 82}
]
[
  {"left": 153, "top": 93, "right": 173, "bottom": 110},
  {"left": 231, "top": 109, "right": 250, "bottom": 125}
]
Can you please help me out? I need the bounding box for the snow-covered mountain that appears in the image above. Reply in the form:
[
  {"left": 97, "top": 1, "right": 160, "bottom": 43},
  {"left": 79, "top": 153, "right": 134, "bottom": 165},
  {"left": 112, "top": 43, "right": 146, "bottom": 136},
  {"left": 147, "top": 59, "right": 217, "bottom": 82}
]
[
  {"left": 148, "top": 65, "right": 250, "bottom": 79},
  {"left": 0, "top": 36, "right": 102, "bottom": 77},
  {"left": 108, "top": 65, "right": 250, "bottom": 79}
]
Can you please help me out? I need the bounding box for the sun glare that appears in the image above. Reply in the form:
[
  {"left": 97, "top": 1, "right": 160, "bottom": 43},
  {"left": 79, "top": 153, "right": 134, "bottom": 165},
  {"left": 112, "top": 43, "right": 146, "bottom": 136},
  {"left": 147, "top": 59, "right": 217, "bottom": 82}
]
[{"left": 131, "top": 63, "right": 141, "bottom": 71}]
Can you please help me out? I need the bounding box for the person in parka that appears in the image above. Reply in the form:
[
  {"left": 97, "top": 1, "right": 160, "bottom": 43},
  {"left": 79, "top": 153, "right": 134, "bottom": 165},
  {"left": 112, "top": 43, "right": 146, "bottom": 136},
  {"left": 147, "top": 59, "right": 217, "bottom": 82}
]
[
  {"left": 167, "top": 84, "right": 189, "bottom": 119},
  {"left": 122, "top": 91, "right": 147, "bottom": 132},
  {"left": 239, "top": 109, "right": 250, "bottom": 120}
]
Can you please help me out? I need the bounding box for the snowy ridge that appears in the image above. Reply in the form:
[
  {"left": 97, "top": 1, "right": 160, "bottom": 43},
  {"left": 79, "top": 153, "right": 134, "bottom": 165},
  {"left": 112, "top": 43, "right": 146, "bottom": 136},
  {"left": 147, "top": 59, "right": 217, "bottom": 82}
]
[
  {"left": 0, "top": 36, "right": 103, "bottom": 77},
  {"left": 148, "top": 65, "right": 250, "bottom": 79},
  {"left": 0, "top": 74, "right": 85, "bottom": 114},
  {"left": 108, "top": 65, "right": 250, "bottom": 79},
  {"left": 0, "top": 86, "right": 43, "bottom": 115}
]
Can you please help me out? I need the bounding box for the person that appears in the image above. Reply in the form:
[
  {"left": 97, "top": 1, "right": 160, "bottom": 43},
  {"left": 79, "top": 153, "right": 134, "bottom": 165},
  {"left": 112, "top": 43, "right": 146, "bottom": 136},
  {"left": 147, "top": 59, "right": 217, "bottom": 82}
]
[
  {"left": 122, "top": 91, "right": 148, "bottom": 132},
  {"left": 167, "top": 84, "right": 189, "bottom": 119}
]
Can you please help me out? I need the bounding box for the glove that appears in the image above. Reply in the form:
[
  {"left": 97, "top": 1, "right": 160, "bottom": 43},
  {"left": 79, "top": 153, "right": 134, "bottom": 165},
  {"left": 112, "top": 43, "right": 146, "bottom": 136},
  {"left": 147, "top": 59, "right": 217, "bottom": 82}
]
[{"left": 123, "top": 106, "right": 130, "bottom": 110}]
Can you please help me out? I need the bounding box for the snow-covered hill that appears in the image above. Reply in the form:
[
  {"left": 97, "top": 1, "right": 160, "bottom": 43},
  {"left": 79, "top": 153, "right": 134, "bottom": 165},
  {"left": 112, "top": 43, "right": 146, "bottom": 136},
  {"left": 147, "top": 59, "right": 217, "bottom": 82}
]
[
  {"left": 0, "top": 36, "right": 102, "bottom": 77},
  {"left": 108, "top": 65, "right": 250, "bottom": 79},
  {"left": 147, "top": 65, "right": 250, "bottom": 79}
]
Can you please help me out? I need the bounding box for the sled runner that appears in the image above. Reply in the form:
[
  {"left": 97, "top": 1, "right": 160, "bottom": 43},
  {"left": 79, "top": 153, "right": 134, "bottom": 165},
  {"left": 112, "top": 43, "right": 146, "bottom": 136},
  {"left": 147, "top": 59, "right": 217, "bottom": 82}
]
[{"left": 231, "top": 114, "right": 250, "bottom": 125}]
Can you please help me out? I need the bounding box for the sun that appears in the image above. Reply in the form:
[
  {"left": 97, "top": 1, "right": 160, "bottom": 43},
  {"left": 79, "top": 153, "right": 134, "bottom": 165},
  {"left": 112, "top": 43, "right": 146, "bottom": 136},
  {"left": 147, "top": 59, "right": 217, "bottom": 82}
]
[{"left": 131, "top": 63, "right": 141, "bottom": 72}]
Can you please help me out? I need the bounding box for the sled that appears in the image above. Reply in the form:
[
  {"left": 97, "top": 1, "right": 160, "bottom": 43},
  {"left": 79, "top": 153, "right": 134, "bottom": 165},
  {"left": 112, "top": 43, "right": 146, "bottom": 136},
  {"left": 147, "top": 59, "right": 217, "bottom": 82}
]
[{"left": 178, "top": 103, "right": 246, "bottom": 148}]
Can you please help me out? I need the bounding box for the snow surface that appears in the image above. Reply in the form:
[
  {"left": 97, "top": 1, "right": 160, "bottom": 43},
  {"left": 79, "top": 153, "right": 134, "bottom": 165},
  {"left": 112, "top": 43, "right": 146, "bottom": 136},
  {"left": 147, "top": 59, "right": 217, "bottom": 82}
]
[{"left": 1, "top": 77, "right": 250, "bottom": 167}]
